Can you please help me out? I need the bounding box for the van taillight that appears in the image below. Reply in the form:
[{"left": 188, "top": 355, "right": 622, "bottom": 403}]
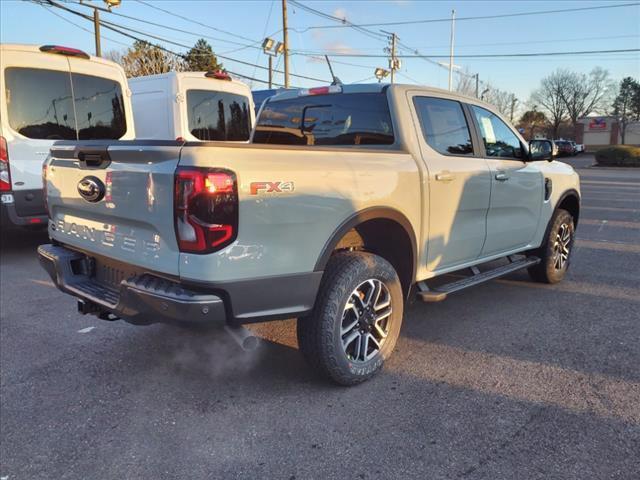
[
  {"left": 174, "top": 167, "right": 238, "bottom": 254},
  {"left": 0, "top": 136, "right": 11, "bottom": 192},
  {"left": 42, "top": 162, "right": 49, "bottom": 217},
  {"left": 39, "top": 45, "right": 90, "bottom": 59}
]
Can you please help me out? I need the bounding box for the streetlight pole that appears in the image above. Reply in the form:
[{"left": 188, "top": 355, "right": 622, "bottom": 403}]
[
  {"left": 448, "top": 9, "right": 456, "bottom": 91},
  {"left": 263, "top": 38, "right": 284, "bottom": 89}
]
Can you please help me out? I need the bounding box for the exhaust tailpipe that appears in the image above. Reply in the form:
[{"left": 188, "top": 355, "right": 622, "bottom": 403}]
[{"left": 224, "top": 325, "right": 260, "bottom": 351}]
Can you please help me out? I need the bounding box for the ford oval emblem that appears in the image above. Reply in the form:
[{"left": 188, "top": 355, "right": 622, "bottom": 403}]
[{"left": 77, "top": 176, "right": 106, "bottom": 203}]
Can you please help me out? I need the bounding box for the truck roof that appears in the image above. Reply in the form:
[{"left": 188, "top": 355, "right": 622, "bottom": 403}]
[
  {"left": 127, "top": 70, "right": 250, "bottom": 89},
  {"left": 0, "top": 43, "right": 122, "bottom": 70},
  {"left": 267, "top": 82, "right": 495, "bottom": 108}
]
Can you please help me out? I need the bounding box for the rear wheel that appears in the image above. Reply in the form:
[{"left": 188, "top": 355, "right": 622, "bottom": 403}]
[
  {"left": 528, "top": 209, "right": 575, "bottom": 284},
  {"left": 297, "top": 251, "right": 403, "bottom": 386}
]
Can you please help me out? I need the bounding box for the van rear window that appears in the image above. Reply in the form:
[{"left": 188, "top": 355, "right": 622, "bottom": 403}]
[
  {"left": 4, "top": 68, "right": 127, "bottom": 140},
  {"left": 187, "top": 90, "right": 251, "bottom": 141},
  {"left": 253, "top": 92, "right": 394, "bottom": 146}
]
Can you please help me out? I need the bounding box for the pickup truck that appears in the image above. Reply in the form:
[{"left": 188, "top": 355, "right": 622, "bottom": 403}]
[{"left": 38, "top": 84, "right": 580, "bottom": 385}]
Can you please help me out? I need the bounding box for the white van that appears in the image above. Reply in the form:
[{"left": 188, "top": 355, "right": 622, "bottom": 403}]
[
  {"left": 129, "top": 71, "right": 255, "bottom": 142},
  {"left": 0, "top": 44, "right": 135, "bottom": 229}
]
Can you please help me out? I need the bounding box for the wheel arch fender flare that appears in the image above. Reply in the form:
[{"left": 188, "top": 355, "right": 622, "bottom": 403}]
[
  {"left": 313, "top": 206, "right": 418, "bottom": 279},
  {"left": 555, "top": 188, "right": 581, "bottom": 226}
]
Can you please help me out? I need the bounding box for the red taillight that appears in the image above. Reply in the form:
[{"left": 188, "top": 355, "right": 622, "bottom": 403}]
[
  {"left": 298, "top": 85, "right": 342, "bottom": 96},
  {"left": 0, "top": 136, "right": 11, "bottom": 192},
  {"left": 205, "top": 70, "right": 231, "bottom": 81},
  {"left": 39, "top": 45, "right": 90, "bottom": 59},
  {"left": 174, "top": 167, "right": 238, "bottom": 254}
]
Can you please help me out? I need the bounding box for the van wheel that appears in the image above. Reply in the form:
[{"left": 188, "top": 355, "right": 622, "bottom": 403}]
[
  {"left": 528, "top": 209, "right": 575, "bottom": 284},
  {"left": 297, "top": 251, "right": 403, "bottom": 386}
]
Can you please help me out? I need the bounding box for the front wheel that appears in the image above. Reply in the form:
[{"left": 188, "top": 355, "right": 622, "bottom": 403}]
[
  {"left": 297, "top": 251, "right": 403, "bottom": 386},
  {"left": 528, "top": 208, "right": 575, "bottom": 284}
]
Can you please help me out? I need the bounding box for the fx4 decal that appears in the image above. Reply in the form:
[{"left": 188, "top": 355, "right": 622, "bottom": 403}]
[{"left": 250, "top": 181, "right": 295, "bottom": 195}]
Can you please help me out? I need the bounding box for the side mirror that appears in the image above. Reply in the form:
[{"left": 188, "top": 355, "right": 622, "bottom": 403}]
[{"left": 529, "top": 139, "right": 554, "bottom": 162}]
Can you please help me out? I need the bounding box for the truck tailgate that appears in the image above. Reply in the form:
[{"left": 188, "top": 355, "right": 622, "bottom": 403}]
[{"left": 46, "top": 141, "right": 182, "bottom": 276}]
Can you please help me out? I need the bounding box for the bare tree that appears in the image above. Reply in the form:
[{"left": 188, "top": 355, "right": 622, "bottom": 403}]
[
  {"left": 485, "top": 87, "right": 517, "bottom": 119},
  {"left": 558, "top": 67, "right": 613, "bottom": 128},
  {"left": 106, "top": 41, "right": 184, "bottom": 78},
  {"left": 455, "top": 70, "right": 476, "bottom": 97},
  {"left": 530, "top": 71, "right": 567, "bottom": 139}
]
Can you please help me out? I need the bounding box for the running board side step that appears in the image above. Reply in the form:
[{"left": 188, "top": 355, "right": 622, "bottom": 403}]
[{"left": 417, "top": 256, "right": 541, "bottom": 303}]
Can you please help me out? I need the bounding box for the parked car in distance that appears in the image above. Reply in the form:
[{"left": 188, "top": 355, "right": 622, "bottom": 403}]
[
  {"left": 39, "top": 84, "right": 581, "bottom": 385},
  {"left": 129, "top": 71, "right": 254, "bottom": 142},
  {"left": 555, "top": 140, "right": 575, "bottom": 157},
  {"left": 0, "top": 43, "right": 135, "bottom": 230}
]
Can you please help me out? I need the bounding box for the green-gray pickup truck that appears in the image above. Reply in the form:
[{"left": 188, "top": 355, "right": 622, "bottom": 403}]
[{"left": 39, "top": 84, "right": 580, "bottom": 385}]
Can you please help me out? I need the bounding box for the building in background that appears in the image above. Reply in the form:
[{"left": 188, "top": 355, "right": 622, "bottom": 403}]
[{"left": 575, "top": 116, "right": 640, "bottom": 151}]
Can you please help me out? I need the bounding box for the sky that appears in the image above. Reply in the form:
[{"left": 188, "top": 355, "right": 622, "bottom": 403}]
[{"left": 1, "top": 0, "right": 639, "bottom": 104}]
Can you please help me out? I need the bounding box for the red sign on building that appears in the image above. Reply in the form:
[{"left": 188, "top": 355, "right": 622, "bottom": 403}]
[{"left": 589, "top": 118, "right": 607, "bottom": 130}]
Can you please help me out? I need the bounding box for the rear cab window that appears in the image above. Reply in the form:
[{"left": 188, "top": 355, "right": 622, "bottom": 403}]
[
  {"left": 4, "top": 67, "right": 127, "bottom": 140},
  {"left": 186, "top": 90, "right": 251, "bottom": 141},
  {"left": 253, "top": 92, "right": 394, "bottom": 146}
]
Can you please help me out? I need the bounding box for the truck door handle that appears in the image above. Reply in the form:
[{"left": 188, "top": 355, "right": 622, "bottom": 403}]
[
  {"left": 435, "top": 172, "right": 454, "bottom": 182},
  {"left": 495, "top": 172, "right": 509, "bottom": 182}
]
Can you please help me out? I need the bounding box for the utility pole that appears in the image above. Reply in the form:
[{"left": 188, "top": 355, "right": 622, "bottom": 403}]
[
  {"left": 77, "top": 1, "right": 122, "bottom": 58},
  {"left": 268, "top": 56, "right": 273, "bottom": 89},
  {"left": 448, "top": 9, "right": 456, "bottom": 91},
  {"left": 382, "top": 31, "right": 399, "bottom": 84},
  {"left": 510, "top": 95, "right": 518, "bottom": 123},
  {"left": 282, "top": 0, "right": 290, "bottom": 88},
  {"left": 93, "top": 8, "right": 101, "bottom": 57},
  {"left": 390, "top": 33, "right": 397, "bottom": 84},
  {"left": 474, "top": 73, "right": 479, "bottom": 98}
]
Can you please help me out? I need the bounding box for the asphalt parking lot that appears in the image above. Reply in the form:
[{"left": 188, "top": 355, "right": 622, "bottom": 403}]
[{"left": 1, "top": 154, "right": 638, "bottom": 480}]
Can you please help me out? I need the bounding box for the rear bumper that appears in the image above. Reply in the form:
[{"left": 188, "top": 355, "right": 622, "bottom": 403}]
[
  {"left": 1, "top": 193, "right": 48, "bottom": 228},
  {"left": 38, "top": 244, "right": 226, "bottom": 326},
  {"left": 38, "top": 243, "right": 323, "bottom": 326}
]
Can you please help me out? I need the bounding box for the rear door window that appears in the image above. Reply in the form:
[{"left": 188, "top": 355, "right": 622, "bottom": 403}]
[
  {"left": 5, "top": 67, "right": 76, "bottom": 140},
  {"left": 4, "top": 68, "right": 127, "bottom": 140},
  {"left": 187, "top": 90, "right": 251, "bottom": 141},
  {"left": 254, "top": 92, "right": 394, "bottom": 146},
  {"left": 72, "top": 73, "right": 127, "bottom": 140},
  {"left": 413, "top": 97, "right": 473, "bottom": 156}
]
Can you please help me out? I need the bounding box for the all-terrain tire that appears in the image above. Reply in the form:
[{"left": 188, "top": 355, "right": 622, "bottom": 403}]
[
  {"left": 528, "top": 208, "right": 575, "bottom": 284},
  {"left": 297, "top": 251, "right": 403, "bottom": 386}
]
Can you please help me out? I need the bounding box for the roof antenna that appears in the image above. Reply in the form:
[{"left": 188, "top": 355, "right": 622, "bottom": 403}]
[{"left": 324, "top": 55, "right": 342, "bottom": 85}]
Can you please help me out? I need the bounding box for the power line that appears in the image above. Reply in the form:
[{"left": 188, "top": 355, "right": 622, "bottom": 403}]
[
  {"left": 290, "top": 34, "right": 640, "bottom": 54},
  {"left": 37, "top": 3, "right": 131, "bottom": 48},
  {"left": 62, "top": 0, "right": 264, "bottom": 51},
  {"left": 42, "top": 0, "right": 330, "bottom": 83},
  {"left": 289, "top": 0, "right": 386, "bottom": 41},
  {"left": 133, "top": 0, "right": 261, "bottom": 44},
  {"left": 38, "top": 0, "right": 291, "bottom": 87},
  {"left": 303, "top": 2, "right": 640, "bottom": 29},
  {"left": 290, "top": 48, "right": 640, "bottom": 59}
]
